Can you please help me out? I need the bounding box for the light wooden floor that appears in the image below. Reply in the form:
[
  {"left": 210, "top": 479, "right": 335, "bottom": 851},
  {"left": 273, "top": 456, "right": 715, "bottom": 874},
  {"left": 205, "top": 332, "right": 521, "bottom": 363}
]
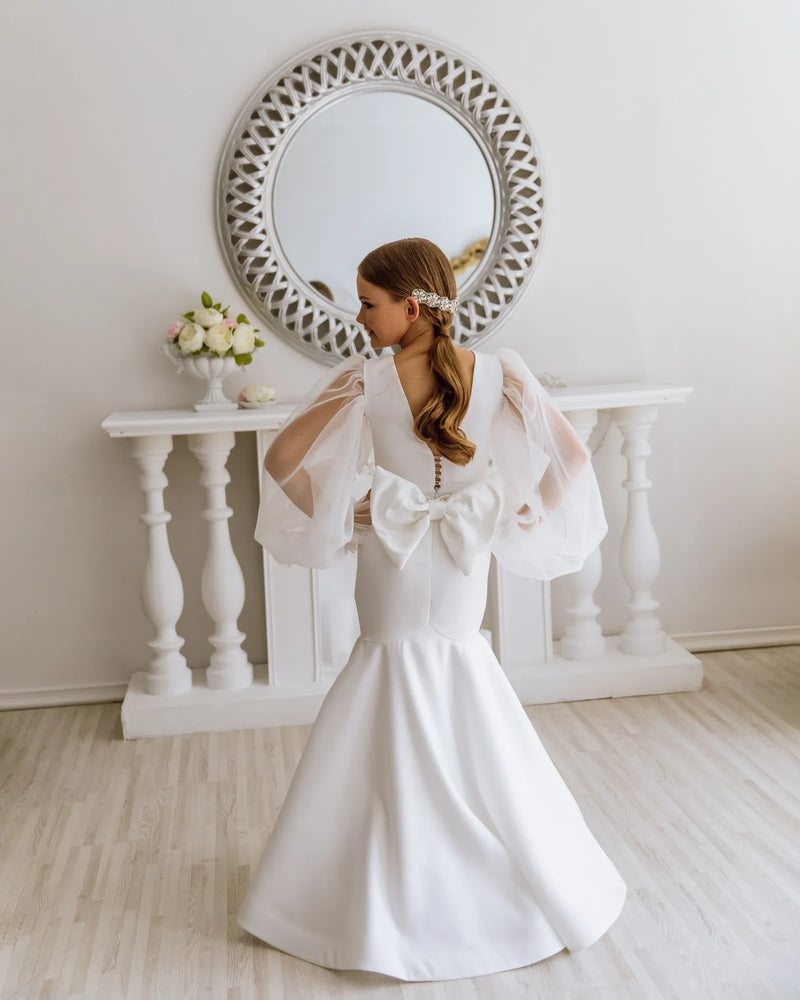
[{"left": 1, "top": 646, "right": 799, "bottom": 1000}]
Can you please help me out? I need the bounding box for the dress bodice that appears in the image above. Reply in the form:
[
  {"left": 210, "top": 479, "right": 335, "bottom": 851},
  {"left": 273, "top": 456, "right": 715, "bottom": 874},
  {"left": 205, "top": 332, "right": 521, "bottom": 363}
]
[
  {"left": 256, "top": 344, "right": 607, "bottom": 590},
  {"left": 352, "top": 351, "right": 505, "bottom": 643},
  {"left": 364, "top": 351, "right": 503, "bottom": 498}
]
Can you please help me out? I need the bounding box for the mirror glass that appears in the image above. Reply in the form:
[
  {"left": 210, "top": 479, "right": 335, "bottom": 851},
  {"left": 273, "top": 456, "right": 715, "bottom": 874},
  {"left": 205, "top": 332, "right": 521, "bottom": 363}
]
[{"left": 273, "top": 91, "right": 496, "bottom": 313}]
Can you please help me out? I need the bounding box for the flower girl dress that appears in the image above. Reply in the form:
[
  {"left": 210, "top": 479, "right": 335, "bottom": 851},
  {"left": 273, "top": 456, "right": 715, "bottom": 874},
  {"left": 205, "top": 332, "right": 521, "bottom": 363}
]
[{"left": 238, "top": 347, "right": 627, "bottom": 982}]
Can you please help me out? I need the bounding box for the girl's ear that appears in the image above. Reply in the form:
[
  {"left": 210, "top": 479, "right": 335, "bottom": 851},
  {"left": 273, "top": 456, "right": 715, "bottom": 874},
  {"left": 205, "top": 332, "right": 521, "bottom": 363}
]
[{"left": 405, "top": 297, "right": 420, "bottom": 321}]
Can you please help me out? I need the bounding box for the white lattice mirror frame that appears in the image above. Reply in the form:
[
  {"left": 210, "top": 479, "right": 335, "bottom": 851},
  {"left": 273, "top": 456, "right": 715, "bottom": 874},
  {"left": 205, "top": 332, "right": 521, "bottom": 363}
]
[{"left": 215, "top": 32, "right": 545, "bottom": 364}]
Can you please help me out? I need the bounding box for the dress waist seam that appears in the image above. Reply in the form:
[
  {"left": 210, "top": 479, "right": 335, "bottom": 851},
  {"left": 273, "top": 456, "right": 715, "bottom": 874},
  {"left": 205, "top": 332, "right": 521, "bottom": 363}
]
[{"left": 358, "top": 624, "right": 487, "bottom": 648}]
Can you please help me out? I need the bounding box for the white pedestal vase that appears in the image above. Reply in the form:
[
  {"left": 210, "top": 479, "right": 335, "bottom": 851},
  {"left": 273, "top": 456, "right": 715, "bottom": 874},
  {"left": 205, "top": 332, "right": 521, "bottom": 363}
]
[{"left": 162, "top": 344, "right": 239, "bottom": 412}]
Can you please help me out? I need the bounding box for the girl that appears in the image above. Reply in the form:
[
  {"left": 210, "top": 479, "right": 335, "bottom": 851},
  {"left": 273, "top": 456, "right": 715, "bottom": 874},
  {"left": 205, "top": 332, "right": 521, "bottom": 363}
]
[{"left": 238, "top": 237, "right": 626, "bottom": 982}]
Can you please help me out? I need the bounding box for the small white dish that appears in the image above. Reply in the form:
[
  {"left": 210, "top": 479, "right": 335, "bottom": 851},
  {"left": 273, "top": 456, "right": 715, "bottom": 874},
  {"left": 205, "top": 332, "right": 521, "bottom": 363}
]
[{"left": 238, "top": 400, "right": 277, "bottom": 409}]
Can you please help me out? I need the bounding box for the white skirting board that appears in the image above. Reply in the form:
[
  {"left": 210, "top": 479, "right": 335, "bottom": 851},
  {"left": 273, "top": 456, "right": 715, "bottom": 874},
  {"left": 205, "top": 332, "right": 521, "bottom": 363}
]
[
  {"left": 671, "top": 624, "right": 800, "bottom": 652},
  {"left": 0, "top": 681, "right": 128, "bottom": 711}
]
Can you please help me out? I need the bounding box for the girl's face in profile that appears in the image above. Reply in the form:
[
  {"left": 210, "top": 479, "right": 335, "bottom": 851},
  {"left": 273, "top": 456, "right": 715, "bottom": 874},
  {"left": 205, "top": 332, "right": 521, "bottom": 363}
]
[{"left": 356, "top": 274, "right": 420, "bottom": 350}]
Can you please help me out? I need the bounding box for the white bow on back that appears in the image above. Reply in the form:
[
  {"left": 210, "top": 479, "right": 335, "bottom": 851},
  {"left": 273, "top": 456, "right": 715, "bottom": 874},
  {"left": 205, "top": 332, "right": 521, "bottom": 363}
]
[{"left": 369, "top": 464, "right": 504, "bottom": 575}]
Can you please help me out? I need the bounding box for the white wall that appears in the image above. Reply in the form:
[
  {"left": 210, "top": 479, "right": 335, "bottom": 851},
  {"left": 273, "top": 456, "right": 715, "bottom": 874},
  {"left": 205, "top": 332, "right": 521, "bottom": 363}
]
[{"left": 1, "top": 0, "right": 798, "bottom": 700}]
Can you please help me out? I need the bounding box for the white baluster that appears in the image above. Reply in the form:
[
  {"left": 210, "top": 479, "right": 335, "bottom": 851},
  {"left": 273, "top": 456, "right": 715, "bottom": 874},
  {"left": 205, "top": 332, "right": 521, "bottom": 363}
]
[
  {"left": 188, "top": 431, "right": 253, "bottom": 690},
  {"left": 130, "top": 435, "right": 192, "bottom": 695},
  {"left": 612, "top": 405, "right": 667, "bottom": 655},
  {"left": 559, "top": 408, "right": 606, "bottom": 660}
]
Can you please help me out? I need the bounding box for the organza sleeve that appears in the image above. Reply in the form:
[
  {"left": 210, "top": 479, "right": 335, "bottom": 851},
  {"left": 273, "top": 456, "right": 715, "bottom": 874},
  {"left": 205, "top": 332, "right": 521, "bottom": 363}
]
[
  {"left": 490, "top": 347, "right": 608, "bottom": 579},
  {"left": 255, "top": 354, "right": 373, "bottom": 568}
]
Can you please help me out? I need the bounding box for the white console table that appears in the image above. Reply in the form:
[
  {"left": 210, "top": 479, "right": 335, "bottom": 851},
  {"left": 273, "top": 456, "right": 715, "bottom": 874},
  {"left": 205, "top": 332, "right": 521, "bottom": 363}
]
[{"left": 102, "top": 381, "right": 702, "bottom": 739}]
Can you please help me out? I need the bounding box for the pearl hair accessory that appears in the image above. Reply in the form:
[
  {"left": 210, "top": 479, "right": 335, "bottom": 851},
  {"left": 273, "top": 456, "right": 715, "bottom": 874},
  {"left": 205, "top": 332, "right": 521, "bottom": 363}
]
[{"left": 411, "top": 288, "right": 459, "bottom": 314}]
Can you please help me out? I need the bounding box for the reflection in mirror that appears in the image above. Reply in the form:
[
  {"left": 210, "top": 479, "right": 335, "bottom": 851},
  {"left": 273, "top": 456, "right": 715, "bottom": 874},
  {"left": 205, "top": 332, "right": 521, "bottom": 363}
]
[{"left": 273, "top": 92, "right": 495, "bottom": 313}]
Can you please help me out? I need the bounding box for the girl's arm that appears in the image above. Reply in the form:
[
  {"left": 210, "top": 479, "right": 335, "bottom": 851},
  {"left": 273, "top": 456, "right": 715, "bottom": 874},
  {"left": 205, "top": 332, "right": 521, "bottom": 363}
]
[
  {"left": 490, "top": 347, "right": 607, "bottom": 579},
  {"left": 264, "top": 363, "right": 365, "bottom": 517},
  {"left": 501, "top": 366, "right": 589, "bottom": 515}
]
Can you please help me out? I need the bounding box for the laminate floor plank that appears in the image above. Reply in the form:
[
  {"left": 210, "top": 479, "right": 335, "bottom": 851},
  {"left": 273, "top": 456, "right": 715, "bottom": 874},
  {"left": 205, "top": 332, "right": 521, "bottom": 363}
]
[{"left": 1, "top": 646, "right": 799, "bottom": 999}]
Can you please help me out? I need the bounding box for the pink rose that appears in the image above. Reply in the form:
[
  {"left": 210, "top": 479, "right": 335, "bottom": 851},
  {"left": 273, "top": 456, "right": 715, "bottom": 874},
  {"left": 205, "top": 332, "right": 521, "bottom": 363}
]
[
  {"left": 223, "top": 317, "right": 237, "bottom": 327},
  {"left": 167, "top": 320, "right": 183, "bottom": 341}
]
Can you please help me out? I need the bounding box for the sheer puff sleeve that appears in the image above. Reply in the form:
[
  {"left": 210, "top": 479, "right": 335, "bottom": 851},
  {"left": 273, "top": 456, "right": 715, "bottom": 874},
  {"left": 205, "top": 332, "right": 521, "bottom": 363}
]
[
  {"left": 490, "top": 347, "right": 608, "bottom": 580},
  {"left": 255, "top": 354, "right": 372, "bottom": 569}
]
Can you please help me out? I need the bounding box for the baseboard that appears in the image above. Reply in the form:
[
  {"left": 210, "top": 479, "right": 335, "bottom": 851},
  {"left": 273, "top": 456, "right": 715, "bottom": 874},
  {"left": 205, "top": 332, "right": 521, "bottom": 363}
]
[
  {"left": 673, "top": 625, "right": 800, "bottom": 652},
  {"left": 0, "top": 681, "right": 127, "bottom": 711}
]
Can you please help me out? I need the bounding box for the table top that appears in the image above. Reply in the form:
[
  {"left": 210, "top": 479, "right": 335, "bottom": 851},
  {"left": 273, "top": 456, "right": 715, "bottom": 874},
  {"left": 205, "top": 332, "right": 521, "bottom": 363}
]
[{"left": 102, "top": 382, "right": 692, "bottom": 437}]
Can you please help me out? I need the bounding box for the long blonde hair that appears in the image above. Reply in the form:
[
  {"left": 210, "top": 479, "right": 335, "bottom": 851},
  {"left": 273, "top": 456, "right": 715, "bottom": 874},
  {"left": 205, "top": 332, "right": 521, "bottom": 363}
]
[{"left": 358, "top": 237, "right": 476, "bottom": 466}]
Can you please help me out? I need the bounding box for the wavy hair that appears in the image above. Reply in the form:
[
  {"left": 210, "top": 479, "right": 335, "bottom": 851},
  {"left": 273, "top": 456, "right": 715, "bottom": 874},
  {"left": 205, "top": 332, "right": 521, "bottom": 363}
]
[{"left": 357, "top": 238, "right": 476, "bottom": 465}]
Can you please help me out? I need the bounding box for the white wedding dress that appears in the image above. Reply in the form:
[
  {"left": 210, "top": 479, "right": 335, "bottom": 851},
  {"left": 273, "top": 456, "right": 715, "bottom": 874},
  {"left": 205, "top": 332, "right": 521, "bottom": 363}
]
[{"left": 238, "top": 347, "right": 627, "bottom": 982}]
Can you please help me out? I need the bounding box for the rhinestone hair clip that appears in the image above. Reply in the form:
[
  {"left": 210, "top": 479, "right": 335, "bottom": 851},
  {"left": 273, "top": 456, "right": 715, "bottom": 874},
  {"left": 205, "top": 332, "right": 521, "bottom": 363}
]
[{"left": 411, "top": 288, "right": 459, "bottom": 314}]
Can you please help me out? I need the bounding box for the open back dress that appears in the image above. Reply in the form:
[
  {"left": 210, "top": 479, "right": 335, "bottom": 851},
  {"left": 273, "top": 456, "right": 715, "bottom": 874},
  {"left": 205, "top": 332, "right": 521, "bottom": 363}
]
[{"left": 238, "top": 346, "right": 627, "bottom": 982}]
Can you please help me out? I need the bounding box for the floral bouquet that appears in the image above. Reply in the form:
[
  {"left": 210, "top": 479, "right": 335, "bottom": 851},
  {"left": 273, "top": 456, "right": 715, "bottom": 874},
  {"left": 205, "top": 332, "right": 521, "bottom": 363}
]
[
  {"left": 163, "top": 291, "right": 267, "bottom": 411},
  {"left": 165, "top": 291, "right": 264, "bottom": 367}
]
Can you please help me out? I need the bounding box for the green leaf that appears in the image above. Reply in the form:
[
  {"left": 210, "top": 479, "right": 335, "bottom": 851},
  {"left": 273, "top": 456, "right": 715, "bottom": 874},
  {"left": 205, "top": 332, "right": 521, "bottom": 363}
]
[
  {"left": 237, "top": 313, "right": 247, "bottom": 324},
  {"left": 254, "top": 338, "right": 264, "bottom": 347},
  {"left": 183, "top": 311, "right": 194, "bottom": 320},
  {"left": 201, "top": 291, "right": 213, "bottom": 308},
  {"left": 214, "top": 301, "right": 221, "bottom": 311},
  {"left": 234, "top": 352, "right": 252, "bottom": 367}
]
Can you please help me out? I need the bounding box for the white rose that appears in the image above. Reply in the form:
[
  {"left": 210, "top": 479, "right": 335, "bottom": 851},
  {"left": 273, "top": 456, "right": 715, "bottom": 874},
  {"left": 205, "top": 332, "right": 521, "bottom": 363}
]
[
  {"left": 232, "top": 323, "right": 256, "bottom": 355},
  {"left": 205, "top": 323, "right": 233, "bottom": 354},
  {"left": 242, "top": 383, "right": 276, "bottom": 403},
  {"left": 177, "top": 321, "right": 204, "bottom": 354},
  {"left": 194, "top": 307, "right": 224, "bottom": 327}
]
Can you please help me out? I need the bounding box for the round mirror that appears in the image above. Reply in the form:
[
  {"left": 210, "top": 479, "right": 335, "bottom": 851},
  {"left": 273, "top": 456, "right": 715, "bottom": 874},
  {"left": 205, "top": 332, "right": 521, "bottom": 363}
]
[
  {"left": 273, "top": 91, "right": 495, "bottom": 313},
  {"left": 216, "top": 33, "right": 544, "bottom": 364}
]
